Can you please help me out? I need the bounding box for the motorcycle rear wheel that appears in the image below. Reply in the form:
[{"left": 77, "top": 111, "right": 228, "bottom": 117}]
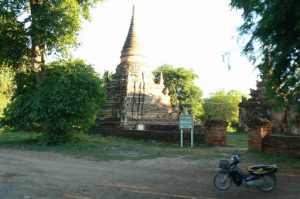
[
  {"left": 213, "top": 173, "right": 232, "bottom": 190},
  {"left": 258, "top": 174, "right": 276, "bottom": 192}
]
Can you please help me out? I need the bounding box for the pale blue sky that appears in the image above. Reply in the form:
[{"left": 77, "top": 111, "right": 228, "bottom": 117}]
[{"left": 71, "top": 0, "right": 259, "bottom": 97}]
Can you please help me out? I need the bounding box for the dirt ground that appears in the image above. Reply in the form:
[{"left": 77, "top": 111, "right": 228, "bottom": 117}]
[{"left": 0, "top": 148, "right": 299, "bottom": 199}]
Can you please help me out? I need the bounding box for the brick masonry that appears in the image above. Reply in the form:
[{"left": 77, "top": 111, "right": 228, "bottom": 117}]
[
  {"left": 205, "top": 127, "right": 227, "bottom": 146},
  {"left": 247, "top": 124, "right": 300, "bottom": 157},
  {"left": 263, "top": 136, "right": 300, "bottom": 157},
  {"left": 99, "top": 6, "right": 176, "bottom": 128},
  {"left": 204, "top": 120, "right": 228, "bottom": 146},
  {"left": 91, "top": 121, "right": 231, "bottom": 146},
  {"left": 91, "top": 127, "right": 206, "bottom": 145},
  {"left": 248, "top": 125, "right": 272, "bottom": 152}
]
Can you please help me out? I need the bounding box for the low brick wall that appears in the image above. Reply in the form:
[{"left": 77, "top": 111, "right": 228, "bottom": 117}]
[
  {"left": 263, "top": 136, "right": 300, "bottom": 157},
  {"left": 205, "top": 127, "right": 227, "bottom": 146},
  {"left": 204, "top": 120, "right": 228, "bottom": 146},
  {"left": 248, "top": 125, "right": 272, "bottom": 152},
  {"left": 146, "top": 125, "right": 179, "bottom": 131},
  {"left": 90, "top": 128, "right": 205, "bottom": 144}
]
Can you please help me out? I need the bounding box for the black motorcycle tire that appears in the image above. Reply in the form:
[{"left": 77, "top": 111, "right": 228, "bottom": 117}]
[
  {"left": 213, "top": 173, "right": 232, "bottom": 190},
  {"left": 258, "top": 173, "right": 276, "bottom": 192}
]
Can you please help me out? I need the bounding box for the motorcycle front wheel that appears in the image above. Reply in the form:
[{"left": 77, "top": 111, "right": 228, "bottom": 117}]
[
  {"left": 258, "top": 174, "right": 276, "bottom": 192},
  {"left": 213, "top": 173, "right": 232, "bottom": 190}
]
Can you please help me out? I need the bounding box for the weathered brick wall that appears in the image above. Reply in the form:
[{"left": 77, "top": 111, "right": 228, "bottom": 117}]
[
  {"left": 205, "top": 127, "right": 227, "bottom": 146},
  {"left": 146, "top": 125, "right": 179, "bottom": 131},
  {"left": 204, "top": 120, "right": 228, "bottom": 146},
  {"left": 90, "top": 128, "right": 205, "bottom": 144},
  {"left": 263, "top": 136, "right": 300, "bottom": 157},
  {"left": 248, "top": 125, "right": 272, "bottom": 151}
]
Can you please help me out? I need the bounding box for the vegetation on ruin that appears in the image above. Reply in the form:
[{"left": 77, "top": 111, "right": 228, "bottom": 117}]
[
  {"left": 230, "top": 0, "right": 300, "bottom": 111},
  {"left": 153, "top": 66, "right": 245, "bottom": 128},
  {"left": 153, "top": 65, "right": 204, "bottom": 122}
]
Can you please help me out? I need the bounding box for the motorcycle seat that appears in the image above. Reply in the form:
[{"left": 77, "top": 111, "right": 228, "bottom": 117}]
[{"left": 248, "top": 164, "right": 277, "bottom": 174}]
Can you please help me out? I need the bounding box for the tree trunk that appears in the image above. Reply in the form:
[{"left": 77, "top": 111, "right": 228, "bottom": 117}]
[
  {"left": 32, "top": 44, "right": 45, "bottom": 86},
  {"left": 30, "top": 0, "right": 45, "bottom": 87}
]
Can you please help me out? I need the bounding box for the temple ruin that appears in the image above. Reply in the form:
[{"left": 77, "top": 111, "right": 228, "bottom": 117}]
[
  {"left": 99, "top": 6, "right": 177, "bottom": 128},
  {"left": 239, "top": 81, "right": 300, "bottom": 134}
]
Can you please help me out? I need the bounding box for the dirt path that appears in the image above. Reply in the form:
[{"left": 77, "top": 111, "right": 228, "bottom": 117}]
[{"left": 0, "top": 149, "right": 299, "bottom": 199}]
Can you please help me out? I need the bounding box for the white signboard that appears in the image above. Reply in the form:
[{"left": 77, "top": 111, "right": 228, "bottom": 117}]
[
  {"left": 179, "top": 115, "right": 193, "bottom": 129},
  {"left": 179, "top": 114, "right": 194, "bottom": 148}
]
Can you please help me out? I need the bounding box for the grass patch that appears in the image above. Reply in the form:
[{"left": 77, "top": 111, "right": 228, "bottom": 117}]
[
  {"left": 226, "top": 132, "right": 248, "bottom": 148},
  {"left": 0, "top": 131, "right": 239, "bottom": 160},
  {"left": 0, "top": 130, "right": 40, "bottom": 146},
  {"left": 241, "top": 151, "right": 300, "bottom": 169},
  {"left": 0, "top": 130, "right": 299, "bottom": 168}
]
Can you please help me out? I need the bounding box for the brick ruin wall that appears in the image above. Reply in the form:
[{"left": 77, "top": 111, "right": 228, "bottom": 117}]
[
  {"left": 91, "top": 127, "right": 206, "bottom": 145},
  {"left": 205, "top": 127, "right": 227, "bottom": 146},
  {"left": 248, "top": 125, "right": 272, "bottom": 152},
  {"left": 262, "top": 136, "right": 300, "bottom": 158},
  {"left": 204, "top": 120, "right": 228, "bottom": 146},
  {"left": 91, "top": 121, "right": 227, "bottom": 146},
  {"left": 247, "top": 125, "right": 300, "bottom": 157}
]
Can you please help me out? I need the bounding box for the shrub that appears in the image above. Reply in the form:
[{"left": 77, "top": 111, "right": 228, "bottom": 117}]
[
  {"left": 0, "top": 67, "right": 15, "bottom": 117},
  {"left": 3, "top": 59, "right": 106, "bottom": 145}
]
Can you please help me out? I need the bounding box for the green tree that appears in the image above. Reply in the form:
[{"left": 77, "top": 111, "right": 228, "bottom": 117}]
[
  {"left": 153, "top": 65, "right": 204, "bottom": 122},
  {"left": 230, "top": 0, "right": 300, "bottom": 109},
  {"left": 3, "top": 59, "right": 106, "bottom": 145},
  {"left": 203, "top": 90, "right": 244, "bottom": 130},
  {"left": 0, "top": 67, "right": 15, "bottom": 117},
  {"left": 0, "top": 0, "right": 101, "bottom": 85}
]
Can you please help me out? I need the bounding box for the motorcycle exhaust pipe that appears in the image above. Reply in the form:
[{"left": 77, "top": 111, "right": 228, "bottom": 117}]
[{"left": 244, "top": 179, "right": 264, "bottom": 187}]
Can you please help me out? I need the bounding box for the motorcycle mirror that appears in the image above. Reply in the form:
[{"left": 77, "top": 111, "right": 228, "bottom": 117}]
[{"left": 234, "top": 149, "right": 240, "bottom": 156}]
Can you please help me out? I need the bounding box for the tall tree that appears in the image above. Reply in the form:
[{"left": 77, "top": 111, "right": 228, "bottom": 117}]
[
  {"left": 230, "top": 0, "right": 300, "bottom": 109},
  {"left": 153, "top": 65, "right": 204, "bottom": 122},
  {"left": 203, "top": 90, "right": 245, "bottom": 129},
  {"left": 0, "top": 0, "right": 101, "bottom": 85}
]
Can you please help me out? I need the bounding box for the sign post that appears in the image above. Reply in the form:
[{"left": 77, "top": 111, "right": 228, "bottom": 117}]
[
  {"left": 179, "top": 115, "right": 194, "bottom": 148},
  {"left": 191, "top": 128, "right": 194, "bottom": 148},
  {"left": 180, "top": 129, "right": 183, "bottom": 148}
]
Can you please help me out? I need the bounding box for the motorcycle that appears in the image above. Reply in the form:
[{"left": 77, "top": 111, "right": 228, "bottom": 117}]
[{"left": 213, "top": 155, "right": 278, "bottom": 192}]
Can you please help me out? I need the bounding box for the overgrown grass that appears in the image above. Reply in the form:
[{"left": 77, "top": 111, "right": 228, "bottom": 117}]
[
  {"left": 0, "top": 130, "right": 299, "bottom": 168},
  {"left": 242, "top": 151, "right": 300, "bottom": 169},
  {"left": 226, "top": 132, "right": 248, "bottom": 148},
  {"left": 0, "top": 130, "right": 233, "bottom": 160}
]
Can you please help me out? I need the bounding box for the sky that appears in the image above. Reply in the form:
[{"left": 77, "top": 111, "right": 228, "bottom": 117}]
[{"left": 71, "top": 0, "right": 260, "bottom": 97}]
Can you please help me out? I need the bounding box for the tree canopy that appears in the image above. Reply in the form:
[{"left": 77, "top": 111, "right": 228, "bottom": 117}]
[
  {"left": 2, "top": 59, "right": 106, "bottom": 145},
  {"left": 0, "top": 0, "right": 104, "bottom": 144},
  {"left": 202, "top": 90, "right": 245, "bottom": 130},
  {"left": 0, "top": 0, "right": 101, "bottom": 84},
  {"left": 230, "top": 0, "right": 300, "bottom": 109},
  {"left": 153, "top": 65, "right": 204, "bottom": 122}
]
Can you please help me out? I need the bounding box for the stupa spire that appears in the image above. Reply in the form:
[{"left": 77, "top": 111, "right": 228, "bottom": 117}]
[
  {"left": 120, "top": 4, "right": 146, "bottom": 64},
  {"left": 98, "top": 3, "right": 177, "bottom": 128}
]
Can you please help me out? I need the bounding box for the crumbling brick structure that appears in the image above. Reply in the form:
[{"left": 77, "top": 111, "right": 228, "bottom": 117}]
[
  {"left": 204, "top": 120, "right": 228, "bottom": 146},
  {"left": 98, "top": 6, "right": 177, "bottom": 128}
]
